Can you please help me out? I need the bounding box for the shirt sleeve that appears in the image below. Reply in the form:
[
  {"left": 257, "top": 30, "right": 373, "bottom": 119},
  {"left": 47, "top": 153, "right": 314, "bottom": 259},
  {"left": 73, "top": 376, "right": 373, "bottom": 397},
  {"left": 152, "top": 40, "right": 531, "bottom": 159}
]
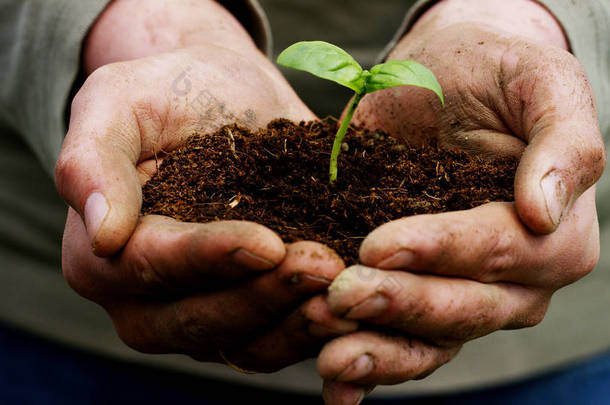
[
  {"left": 538, "top": 0, "right": 610, "bottom": 140},
  {"left": 0, "top": 0, "right": 111, "bottom": 177}
]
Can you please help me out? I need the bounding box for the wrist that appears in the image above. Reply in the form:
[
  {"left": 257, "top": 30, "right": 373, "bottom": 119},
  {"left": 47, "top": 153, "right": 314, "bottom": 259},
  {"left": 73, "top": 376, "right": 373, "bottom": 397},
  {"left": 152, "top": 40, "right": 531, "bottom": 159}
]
[
  {"left": 83, "top": 0, "right": 260, "bottom": 75},
  {"left": 410, "top": 0, "right": 568, "bottom": 50}
]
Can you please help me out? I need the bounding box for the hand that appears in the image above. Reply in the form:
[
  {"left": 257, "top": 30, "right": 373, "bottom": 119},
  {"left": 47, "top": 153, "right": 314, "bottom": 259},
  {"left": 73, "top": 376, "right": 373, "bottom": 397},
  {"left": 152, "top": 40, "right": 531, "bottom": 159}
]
[
  {"left": 319, "top": 0, "right": 605, "bottom": 401},
  {"left": 63, "top": 210, "right": 351, "bottom": 371},
  {"left": 56, "top": 0, "right": 353, "bottom": 372}
]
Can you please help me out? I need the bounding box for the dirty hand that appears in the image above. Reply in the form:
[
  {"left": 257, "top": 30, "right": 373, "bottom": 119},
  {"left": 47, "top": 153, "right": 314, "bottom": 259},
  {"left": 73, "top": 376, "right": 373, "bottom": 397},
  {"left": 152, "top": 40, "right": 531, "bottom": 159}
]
[
  {"left": 56, "top": 0, "right": 351, "bottom": 371},
  {"left": 321, "top": 0, "right": 605, "bottom": 402}
]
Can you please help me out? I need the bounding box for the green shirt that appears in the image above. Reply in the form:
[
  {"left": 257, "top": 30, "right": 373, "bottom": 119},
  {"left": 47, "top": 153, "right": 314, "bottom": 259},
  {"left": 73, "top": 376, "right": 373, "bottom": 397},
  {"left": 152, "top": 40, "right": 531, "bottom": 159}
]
[{"left": 0, "top": 0, "right": 609, "bottom": 396}]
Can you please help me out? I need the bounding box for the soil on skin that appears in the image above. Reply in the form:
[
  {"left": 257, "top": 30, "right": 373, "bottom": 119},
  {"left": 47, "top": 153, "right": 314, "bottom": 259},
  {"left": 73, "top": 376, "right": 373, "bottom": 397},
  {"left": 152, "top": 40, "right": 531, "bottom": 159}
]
[{"left": 142, "top": 119, "right": 517, "bottom": 264}]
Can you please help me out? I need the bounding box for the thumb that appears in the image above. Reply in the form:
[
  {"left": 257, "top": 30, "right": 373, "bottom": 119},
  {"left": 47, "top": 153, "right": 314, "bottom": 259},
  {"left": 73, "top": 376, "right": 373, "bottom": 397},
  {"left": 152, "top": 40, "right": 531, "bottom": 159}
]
[
  {"left": 515, "top": 81, "right": 606, "bottom": 234},
  {"left": 322, "top": 380, "right": 370, "bottom": 405},
  {"left": 55, "top": 68, "right": 143, "bottom": 256}
]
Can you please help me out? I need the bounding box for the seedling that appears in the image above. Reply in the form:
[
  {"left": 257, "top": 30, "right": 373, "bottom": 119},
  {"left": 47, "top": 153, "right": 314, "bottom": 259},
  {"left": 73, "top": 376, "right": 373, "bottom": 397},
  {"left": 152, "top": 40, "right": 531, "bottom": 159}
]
[{"left": 277, "top": 41, "right": 444, "bottom": 183}]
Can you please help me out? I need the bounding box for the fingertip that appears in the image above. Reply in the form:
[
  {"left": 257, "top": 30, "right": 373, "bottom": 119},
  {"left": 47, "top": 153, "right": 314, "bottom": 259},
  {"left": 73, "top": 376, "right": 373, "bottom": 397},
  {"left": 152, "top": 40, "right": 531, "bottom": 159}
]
[
  {"left": 303, "top": 295, "right": 359, "bottom": 338},
  {"left": 89, "top": 195, "right": 141, "bottom": 256},
  {"left": 231, "top": 221, "right": 286, "bottom": 267},
  {"left": 322, "top": 380, "right": 366, "bottom": 405},
  {"left": 358, "top": 218, "right": 413, "bottom": 267},
  {"left": 230, "top": 247, "right": 278, "bottom": 271},
  {"left": 514, "top": 163, "right": 570, "bottom": 235},
  {"left": 280, "top": 241, "right": 346, "bottom": 282},
  {"left": 327, "top": 265, "right": 379, "bottom": 316}
]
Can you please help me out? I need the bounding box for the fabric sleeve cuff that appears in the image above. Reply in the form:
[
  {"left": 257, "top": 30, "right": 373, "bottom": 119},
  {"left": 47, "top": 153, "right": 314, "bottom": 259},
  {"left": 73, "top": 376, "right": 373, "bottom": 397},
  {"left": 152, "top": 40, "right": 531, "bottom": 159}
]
[
  {"left": 536, "top": 0, "right": 610, "bottom": 139},
  {"left": 0, "top": 0, "right": 112, "bottom": 177}
]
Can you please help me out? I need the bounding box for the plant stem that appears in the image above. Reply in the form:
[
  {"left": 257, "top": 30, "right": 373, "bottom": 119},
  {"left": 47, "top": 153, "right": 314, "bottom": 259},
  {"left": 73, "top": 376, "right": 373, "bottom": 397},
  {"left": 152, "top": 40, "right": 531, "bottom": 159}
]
[{"left": 329, "top": 92, "right": 363, "bottom": 184}]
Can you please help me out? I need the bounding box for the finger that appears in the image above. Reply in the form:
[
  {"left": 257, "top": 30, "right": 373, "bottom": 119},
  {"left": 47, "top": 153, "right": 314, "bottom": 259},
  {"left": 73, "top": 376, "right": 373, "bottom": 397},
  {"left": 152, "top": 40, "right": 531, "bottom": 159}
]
[
  {"left": 318, "top": 331, "right": 459, "bottom": 386},
  {"left": 63, "top": 212, "right": 286, "bottom": 298},
  {"left": 219, "top": 295, "right": 358, "bottom": 373},
  {"left": 103, "top": 242, "right": 345, "bottom": 355},
  {"left": 359, "top": 193, "right": 599, "bottom": 287},
  {"left": 327, "top": 265, "right": 550, "bottom": 346},
  {"left": 55, "top": 66, "right": 146, "bottom": 256},
  {"left": 322, "top": 381, "right": 369, "bottom": 405},
  {"left": 507, "top": 47, "right": 606, "bottom": 233}
]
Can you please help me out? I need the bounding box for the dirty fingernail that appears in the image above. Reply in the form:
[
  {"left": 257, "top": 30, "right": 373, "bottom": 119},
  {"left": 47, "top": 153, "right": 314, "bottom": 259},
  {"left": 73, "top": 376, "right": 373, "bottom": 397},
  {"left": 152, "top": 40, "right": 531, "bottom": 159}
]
[
  {"left": 231, "top": 248, "right": 276, "bottom": 270},
  {"left": 337, "top": 354, "right": 375, "bottom": 382},
  {"left": 346, "top": 293, "right": 389, "bottom": 320},
  {"left": 84, "top": 192, "right": 108, "bottom": 242},
  {"left": 308, "top": 319, "right": 358, "bottom": 337},
  {"left": 304, "top": 274, "right": 332, "bottom": 285},
  {"left": 286, "top": 272, "right": 331, "bottom": 286},
  {"left": 540, "top": 170, "right": 568, "bottom": 227},
  {"left": 377, "top": 249, "right": 416, "bottom": 269}
]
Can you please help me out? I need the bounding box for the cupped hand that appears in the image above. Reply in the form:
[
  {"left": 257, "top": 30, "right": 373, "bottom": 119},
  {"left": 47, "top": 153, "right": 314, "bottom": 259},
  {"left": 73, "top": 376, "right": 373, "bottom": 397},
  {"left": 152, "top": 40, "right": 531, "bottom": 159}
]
[
  {"left": 63, "top": 209, "right": 351, "bottom": 371},
  {"left": 320, "top": 3, "right": 605, "bottom": 402},
  {"left": 319, "top": 192, "right": 597, "bottom": 399},
  {"left": 355, "top": 22, "right": 604, "bottom": 234},
  {"left": 55, "top": 43, "right": 357, "bottom": 371},
  {"left": 56, "top": 45, "right": 314, "bottom": 256}
]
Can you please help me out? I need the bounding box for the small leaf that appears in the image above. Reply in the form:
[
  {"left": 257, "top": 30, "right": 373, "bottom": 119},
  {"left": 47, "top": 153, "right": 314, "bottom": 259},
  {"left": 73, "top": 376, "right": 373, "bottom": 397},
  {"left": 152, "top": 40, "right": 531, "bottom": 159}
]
[
  {"left": 277, "top": 41, "right": 365, "bottom": 93},
  {"left": 366, "top": 60, "right": 444, "bottom": 106}
]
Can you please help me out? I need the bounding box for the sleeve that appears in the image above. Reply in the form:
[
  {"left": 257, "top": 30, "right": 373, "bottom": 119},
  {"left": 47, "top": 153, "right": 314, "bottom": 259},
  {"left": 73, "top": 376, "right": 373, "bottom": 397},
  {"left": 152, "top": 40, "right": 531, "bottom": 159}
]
[
  {"left": 0, "top": 0, "right": 272, "bottom": 178},
  {"left": 0, "top": 0, "right": 111, "bottom": 177},
  {"left": 379, "top": 0, "right": 610, "bottom": 140},
  {"left": 537, "top": 0, "right": 610, "bottom": 140}
]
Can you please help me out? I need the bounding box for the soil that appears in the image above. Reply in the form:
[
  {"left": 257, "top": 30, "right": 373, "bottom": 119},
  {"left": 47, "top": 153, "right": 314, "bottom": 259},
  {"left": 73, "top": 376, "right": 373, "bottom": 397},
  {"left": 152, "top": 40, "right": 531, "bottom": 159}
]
[{"left": 142, "top": 119, "right": 517, "bottom": 264}]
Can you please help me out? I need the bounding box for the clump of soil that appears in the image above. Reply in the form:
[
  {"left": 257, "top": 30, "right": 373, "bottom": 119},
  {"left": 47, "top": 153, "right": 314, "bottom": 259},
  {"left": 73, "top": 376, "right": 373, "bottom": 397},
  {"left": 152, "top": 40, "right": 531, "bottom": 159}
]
[{"left": 142, "top": 119, "right": 517, "bottom": 263}]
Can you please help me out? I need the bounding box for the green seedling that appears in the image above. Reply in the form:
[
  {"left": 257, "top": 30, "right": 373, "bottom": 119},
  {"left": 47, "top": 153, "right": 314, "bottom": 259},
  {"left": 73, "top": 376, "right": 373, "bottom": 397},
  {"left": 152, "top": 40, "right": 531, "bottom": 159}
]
[{"left": 277, "top": 41, "right": 444, "bottom": 184}]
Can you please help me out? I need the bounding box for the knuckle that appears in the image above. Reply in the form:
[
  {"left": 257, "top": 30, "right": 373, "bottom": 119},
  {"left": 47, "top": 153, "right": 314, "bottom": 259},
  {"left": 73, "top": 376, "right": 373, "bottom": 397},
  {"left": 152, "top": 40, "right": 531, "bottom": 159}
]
[
  {"left": 176, "top": 304, "right": 212, "bottom": 348},
  {"left": 584, "top": 244, "right": 601, "bottom": 276},
  {"left": 561, "top": 226, "right": 600, "bottom": 285},
  {"left": 479, "top": 229, "right": 516, "bottom": 281},
  {"left": 447, "top": 289, "right": 500, "bottom": 341},
  {"left": 516, "top": 303, "right": 548, "bottom": 328},
  {"left": 453, "top": 306, "right": 494, "bottom": 341},
  {"left": 87, "top": 63, "right": 124, "bottom": 86},
  {"left": 109, "top": 311, "right": 154, "bottom": 353},
  {"left": 413, "top": 346, "right": 460, "bottom": 380},
  {"left": 61, "top": 256, "right": 92, "bottom": 299},
  {"left": 54, "top": 151, "right": 82, "bottom": 202},
  {"left": 128, "top": 248, "right": 169, "bottom": 295},
  {"left": 585, "top": 137, "right": 606, "bottom": 183},
  {"left": 507, "top": 293, "right": 550, "bottom": 329},
  {"left": 61, "top": 249, "right": 105, "bottom": 303},
  {"left": 575, "top": 239, "right": 600, "bottom": 281}
]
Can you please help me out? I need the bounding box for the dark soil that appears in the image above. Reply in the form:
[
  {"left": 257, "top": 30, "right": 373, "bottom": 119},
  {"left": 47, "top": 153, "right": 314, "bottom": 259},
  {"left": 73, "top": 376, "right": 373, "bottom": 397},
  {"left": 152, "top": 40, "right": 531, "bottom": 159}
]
[{"left": 142, "top": 119, "right": 517, "bottom": 263}]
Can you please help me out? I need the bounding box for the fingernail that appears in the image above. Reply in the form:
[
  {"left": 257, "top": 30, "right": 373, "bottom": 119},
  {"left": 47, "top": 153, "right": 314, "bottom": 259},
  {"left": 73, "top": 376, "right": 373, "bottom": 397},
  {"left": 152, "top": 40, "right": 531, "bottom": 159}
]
[
  {"left": 84, "top": 192, "right": 108, "bottom": 241},
  {"left": 308, "top": 320, "right": 358, "bottom": 337},
  {"left": 377, "top": 249, "right": 416, "bottom": 269},
  {"left": 346, "top": 293, "right": 389, "bottom": 320},
  {"left": 540, "top": 170, "right": 568, "bottom": 227},
  {"left": 353, "top": 389, "right": 366, "bottom": 405},
  {"left": 286, "top": 272, "right": 332, "bottom": 286},
  {"left": 304, "top": 274, "right": 332, "bottom": 285},
  {"left": 231, "top": 248, "right": 276, "bottom": 270},
  {"left": 337, "top": 354, "right": 375, "bottom": 382}
]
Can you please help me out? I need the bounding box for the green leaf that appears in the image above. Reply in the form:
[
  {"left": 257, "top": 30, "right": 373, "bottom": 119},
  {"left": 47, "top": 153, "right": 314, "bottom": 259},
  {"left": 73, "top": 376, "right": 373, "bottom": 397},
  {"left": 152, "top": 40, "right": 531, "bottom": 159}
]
[
  {"left": 365, "top": 60, "right": 444, "bottom": 106},
  {"left": 277, "top": 41, "right": 365, "bottom": 93}
]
